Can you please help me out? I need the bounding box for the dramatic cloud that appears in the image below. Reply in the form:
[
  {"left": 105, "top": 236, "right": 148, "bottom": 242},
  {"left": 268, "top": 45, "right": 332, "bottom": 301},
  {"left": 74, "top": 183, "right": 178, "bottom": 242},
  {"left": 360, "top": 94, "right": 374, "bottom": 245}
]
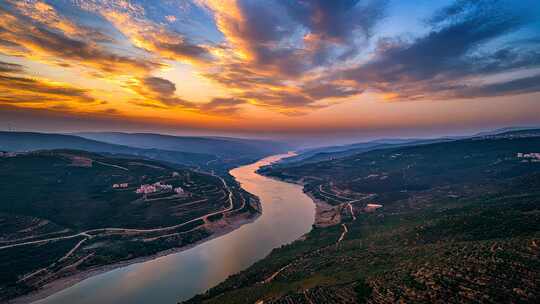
[
  {"left": 142, "top": 77, "right": 177, "bottom": 97},
  {"left": 199, "top": 97, "right": 245, "bottom": 114},
  {"left": 341, "top": 0, "right": 540, "bottom": 100},
  {"left": 11, "top": 0, "right": 113, "bottom": 43},
  {"left": 75, "top": 0, "right": 214, "bottom": 65},
  {"left": 0, "top": 0, "right": 226, "bottom": 117},
  {"left": 451, "top": 74, "right": 540, "bottom": 99},
  {"left": 201, "top": 0, "right": 385, "bottom": 73},
  {"left": 194, "top": 0, "right": 387, "bottom": 111},
  {"left": 0, "top": 74, "right": 96, "bottom": 105},
  {"left": 302, "top": 81, "right": 364, "bottom": 100},
  {"left": 128, "top": 76, "right": 191, "bottom": 108},
  {"left": 129, "top": 76, "right": 247, "bottom": 114},
  {"left": 0, "top": 61, "right": 23, "bottom": 73},
  {"left": 0, "top": 1, "right": 160, "bottom": 77},
  {"left": 282, "top": 0, "right": 386, "bottom": 64},
  {"left": 100, "top": 11, "right": 214, "bottom": 64},
  {"left": 0, "top": 0, "right": 538, "bottom": 130}
]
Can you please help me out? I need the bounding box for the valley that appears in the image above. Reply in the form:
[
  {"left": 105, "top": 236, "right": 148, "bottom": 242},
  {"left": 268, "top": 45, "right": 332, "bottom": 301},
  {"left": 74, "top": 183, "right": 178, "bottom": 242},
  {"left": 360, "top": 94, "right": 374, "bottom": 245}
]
[{"left": 184, "top": 132, "right": 540, "bottom": 304}]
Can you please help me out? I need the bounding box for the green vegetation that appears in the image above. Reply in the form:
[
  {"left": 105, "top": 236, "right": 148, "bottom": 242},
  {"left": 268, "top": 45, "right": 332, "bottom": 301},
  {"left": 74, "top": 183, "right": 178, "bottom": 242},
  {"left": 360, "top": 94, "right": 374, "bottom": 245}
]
[
  {"left": 0, "top": 237, "right": 84, "bottom": 299},
  {"left": 185, "top": 136, "right": 540, "bottom": 303},
  {"left": 75, "top": 132, "right": 289, "bottom": 162},
  {"left": 0, "top": 149, "right": 259, "bottom": 302},
  {"left": 0, "top": 131, "right": 290, "bottom": 175},
  {"left": 0, "top": 150, "right": 225, "bottom": 230},
  {"left": 0, "top": 131, "right": 215, "bottom": 168}
]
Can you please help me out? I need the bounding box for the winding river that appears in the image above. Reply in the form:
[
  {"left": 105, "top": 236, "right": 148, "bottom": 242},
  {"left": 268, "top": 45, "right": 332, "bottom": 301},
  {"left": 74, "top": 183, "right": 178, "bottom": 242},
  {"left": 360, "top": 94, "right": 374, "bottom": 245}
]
[{"left": 34, "top": 153, "right": 315, "bottom": 304}]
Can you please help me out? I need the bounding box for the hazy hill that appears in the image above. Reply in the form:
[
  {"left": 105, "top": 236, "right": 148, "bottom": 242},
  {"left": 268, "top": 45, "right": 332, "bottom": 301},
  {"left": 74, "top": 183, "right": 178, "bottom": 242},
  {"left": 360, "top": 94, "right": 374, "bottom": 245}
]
[
  {"left": 485, "top": 128, "right": 540, "bottom": 138},
  {"left": 473, "top": 126, "right": 540, "bottom": 137},
  {"left": 265, "top": 136, "right": 540, "bottom": 201},
  {"left": 281, "top": 127, "right": 540, "bottom": 166},
  {"left": 280, "top": 138, "right": 453, "bottom": 166},
  {"left": 75, "top": 132, "right": 289, "bottom": 160},
  {"left": 0, "top": 132, "right": 215, "bottom": 167},
  {"left": 0, "top": 131, "right": 139, "bottom": 153}
]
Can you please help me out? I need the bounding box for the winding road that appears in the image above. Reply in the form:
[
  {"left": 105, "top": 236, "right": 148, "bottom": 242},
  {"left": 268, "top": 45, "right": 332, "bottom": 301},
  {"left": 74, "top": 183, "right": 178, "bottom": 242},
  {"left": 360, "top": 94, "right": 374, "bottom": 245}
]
[
  {"left": 20, "top": 152, "right": 317, "bottom": 304},
  {"left": 0, "top": 173, "right": 235, "bottom": 251}
]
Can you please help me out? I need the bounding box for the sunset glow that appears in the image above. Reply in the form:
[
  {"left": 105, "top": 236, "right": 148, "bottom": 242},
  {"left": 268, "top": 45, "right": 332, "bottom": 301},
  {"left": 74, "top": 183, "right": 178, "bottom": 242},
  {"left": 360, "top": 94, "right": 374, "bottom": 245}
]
[{"left": 0, "top": 0, "right": 539, "bottom": 140}]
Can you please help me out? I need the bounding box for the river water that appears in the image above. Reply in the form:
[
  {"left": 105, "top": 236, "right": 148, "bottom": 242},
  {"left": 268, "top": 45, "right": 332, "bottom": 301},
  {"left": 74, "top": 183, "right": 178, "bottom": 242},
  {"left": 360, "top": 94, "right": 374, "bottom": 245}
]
[{"left": 34, "top": 153, "right": 315, "bottom": 304}]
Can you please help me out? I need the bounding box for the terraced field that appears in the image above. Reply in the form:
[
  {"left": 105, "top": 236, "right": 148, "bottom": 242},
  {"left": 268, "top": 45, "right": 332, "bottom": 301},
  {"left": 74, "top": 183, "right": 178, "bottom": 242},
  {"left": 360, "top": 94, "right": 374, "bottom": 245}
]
[{"left": 0, "top": 150, "right": 260, "bottom": 302}]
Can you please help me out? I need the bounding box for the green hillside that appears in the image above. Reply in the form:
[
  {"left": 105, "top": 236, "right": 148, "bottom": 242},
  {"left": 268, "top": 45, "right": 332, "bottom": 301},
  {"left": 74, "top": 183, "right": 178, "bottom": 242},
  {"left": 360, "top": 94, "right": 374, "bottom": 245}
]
[
  {"left": 76, "top": 132, "right": 289, "bottom": 161},
  {"left": 0, "top": 150, "right": 225, "bottom": 230},
  {"left": 0, "top": 131, "right": 214, "bottom": 168},
  {"left": 186, "top": 136, "right": 540, "bottom": 304},
  {"left": 0, "top": 150, "right": 260, "bottom": 301}
]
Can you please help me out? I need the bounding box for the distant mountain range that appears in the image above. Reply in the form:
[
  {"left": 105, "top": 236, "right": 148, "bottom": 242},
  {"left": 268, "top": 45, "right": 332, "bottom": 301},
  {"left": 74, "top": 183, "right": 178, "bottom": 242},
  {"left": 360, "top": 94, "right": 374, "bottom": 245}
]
[
  {"left": 1, "top": 128, "right": 537, "bottom": 171},
  {"left": 281, "top": 127, "right": 540, "bottom": 166},
  {"left": 473, "top": 126, "right": 540, "bottom": 137},
  {"left": 74, "top": 132, "right": 289, "bottom": 160},
  {"left": 280, "top": 138, "right": 455, "bottom": 166},
  {"left": 0, "top": 132, "right": 289, "bottom": 170}
]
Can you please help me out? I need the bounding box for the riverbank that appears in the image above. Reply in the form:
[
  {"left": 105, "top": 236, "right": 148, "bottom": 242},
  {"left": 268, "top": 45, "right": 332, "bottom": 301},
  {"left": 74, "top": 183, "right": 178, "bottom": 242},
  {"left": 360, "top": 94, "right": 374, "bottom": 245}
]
[
  {"left": 16, "top": 153, "right": 315, "bottom": 304},
  {"left": 257, "top": 173, "right": 342, "bottom": 228},
  {"left": 10, "top": 211, "right": 260, "bottom": 304}
]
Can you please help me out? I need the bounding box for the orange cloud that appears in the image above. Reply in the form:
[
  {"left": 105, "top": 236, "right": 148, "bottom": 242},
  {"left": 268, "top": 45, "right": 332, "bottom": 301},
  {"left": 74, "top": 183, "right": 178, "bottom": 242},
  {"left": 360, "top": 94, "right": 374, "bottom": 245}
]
[
  {"left": 126, "top": 76, "right": 247, "bottom": 116},
  {"left": 0, "top": 1, "right": 160, "bottom": 77},
  {"left": 75, "top": 1, "right": 214, "bottom": 66},
  {"left": 193, "top": 0, "right": 367, "bottom": 113},
  {"left": 12, "top": 1, "right": 112, "bottom": 42},
  {"left": 0, "top": 73, "right": 96, "bottom": 106}
]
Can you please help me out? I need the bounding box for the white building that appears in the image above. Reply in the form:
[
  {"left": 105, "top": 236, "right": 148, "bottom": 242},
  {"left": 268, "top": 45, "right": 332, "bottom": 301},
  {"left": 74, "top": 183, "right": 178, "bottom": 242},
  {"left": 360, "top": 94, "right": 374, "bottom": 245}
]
[
  {"left": 136, "top": 182, "right": 173, "bottom": 194},
  {"left": 517, "top": 152, "right": 540, "bottom": 161},
  {"left": 136, "top": 184, "right": 157, "bottom": 194},
  {"left": 174, "top": 187, "right": 184, "bottom": 194}
]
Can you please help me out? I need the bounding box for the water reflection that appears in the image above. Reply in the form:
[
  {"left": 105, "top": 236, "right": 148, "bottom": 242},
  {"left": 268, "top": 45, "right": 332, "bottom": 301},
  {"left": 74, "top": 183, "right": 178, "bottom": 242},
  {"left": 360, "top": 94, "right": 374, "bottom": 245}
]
[{"left": 35, "top": 153, "right": 315, "bottom": 304}]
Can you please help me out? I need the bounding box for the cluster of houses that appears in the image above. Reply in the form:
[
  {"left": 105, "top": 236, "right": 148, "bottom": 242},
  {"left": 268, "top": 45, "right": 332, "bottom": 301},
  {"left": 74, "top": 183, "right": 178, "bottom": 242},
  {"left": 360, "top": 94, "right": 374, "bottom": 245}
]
[
  {"left": 0, "top": 151, "right": 20, "bottom": 158},
  {"left": 114, "top": 172, "right": 186, "bottom": 198},
  {"left": 517, "top": 153, "right": 540, "bottom": 162},
  {"left": 135, "top": 182, "right": 184, "bottom": 195}
]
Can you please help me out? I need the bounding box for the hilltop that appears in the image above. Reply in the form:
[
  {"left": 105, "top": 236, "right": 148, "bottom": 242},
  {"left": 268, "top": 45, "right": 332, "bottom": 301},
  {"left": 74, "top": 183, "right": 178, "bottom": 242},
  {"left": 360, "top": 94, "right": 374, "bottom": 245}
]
[
  {"left": 0, "top": 132, "right": 290, "bottom": 173},
  {"left": 0, "top": 132, "right": 214, "bottom": 168},
  {"left": 277, "top": 138, "right": 453, "bottom": 166},
  {"left": 76, "top": 132, "right": 289, "bottom": 165},
  {"left": 278, "top": 128, "right": 540, "bottom": 167}
]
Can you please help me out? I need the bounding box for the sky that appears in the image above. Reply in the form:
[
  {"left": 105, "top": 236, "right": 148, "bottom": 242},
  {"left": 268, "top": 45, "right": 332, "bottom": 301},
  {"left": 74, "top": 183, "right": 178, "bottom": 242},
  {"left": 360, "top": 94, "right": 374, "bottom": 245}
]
[{"left": 0, "top": 0, "right": 539, "bottom": 143}]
